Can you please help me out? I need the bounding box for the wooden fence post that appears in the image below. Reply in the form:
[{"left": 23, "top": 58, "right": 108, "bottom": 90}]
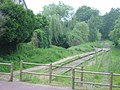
[
  {"left": 9, "top": 62, "right": 13, "bottom": 82},
  {"left": 80, "top": 66, "right": 84, "bottom": 87},
  {"left": 20, "top": 60, "right": 23, "bottom": 81},
  {"left": 72, "top": 68, "right": 75, "bottom": 90},
  {"left": 109, "top": 72, "right": 113, "bottom": 90},
  {"left": 49, "top": 63, "right": 52, "bottom": 84}
]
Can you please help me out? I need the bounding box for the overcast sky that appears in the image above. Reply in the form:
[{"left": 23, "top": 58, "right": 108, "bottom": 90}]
[{"left": 25, "top": 0, "right": 120, "bottom": 15}]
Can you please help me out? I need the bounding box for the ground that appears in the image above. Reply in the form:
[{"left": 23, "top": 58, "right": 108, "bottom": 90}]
[{"left": 0, "top": 81, "right": 71, "bottom": 90}]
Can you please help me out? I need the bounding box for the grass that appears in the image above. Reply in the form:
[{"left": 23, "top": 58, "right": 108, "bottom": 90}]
[
  {"left": 19, "top": 47, "right": 120, "bottom": 89},
  {"left": 0, "top": 41, "right": 103, "bottom": 72},
  {"left": 0, "top": 43, "right": 78, "bottom": 72},
  {"left": 108, "top": 48, "right": 120, "bottom": 73},
  {"left": 79, "top": 47, "right": 120, "bottom": 86},
  {"left": 68, "top": 41, "right": 104, "bottom": 52}
]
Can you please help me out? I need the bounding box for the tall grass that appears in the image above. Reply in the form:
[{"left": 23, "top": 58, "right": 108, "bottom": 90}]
[
  {"left": 80, "top": 47, "right": 120, "bottom": 86},
  {"left": 69, "top": 41, "right": 104, "bottom": 52},
  {"left": 108, "top": 48, "right": 120, "bottom": 73},
  {"left": 0, "top": 41, "right": 104, "bottom": 72}
]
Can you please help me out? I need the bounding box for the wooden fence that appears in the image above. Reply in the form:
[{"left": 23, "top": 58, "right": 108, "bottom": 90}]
[
  {"left": 20, "top": 60, "right": 73, "bottom": 83},
  {"left": 0, "top": 62, "right": 14, "bottom": 81},
  {"left": 72, "top": 67, "right": 120, "bottom": 90},
  {"left": 20, "top": 61, "right": 120, "bottom": 90}
]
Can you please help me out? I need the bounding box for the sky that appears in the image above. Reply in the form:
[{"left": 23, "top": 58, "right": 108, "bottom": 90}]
[{"left": 25, "top": 0, "right": 120, "bottom": 15}]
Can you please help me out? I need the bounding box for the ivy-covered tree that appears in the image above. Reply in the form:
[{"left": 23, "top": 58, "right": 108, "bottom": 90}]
[
  {"left": 0, "top": 0, "right": 35, "bottom": 54},
  {"left": 34, "top": 14, "right": 50, "bottom": 48}
]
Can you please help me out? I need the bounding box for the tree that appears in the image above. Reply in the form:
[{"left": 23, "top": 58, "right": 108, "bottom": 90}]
[
  {"left": 34, "top": 14, "right": 50, "bottom": 48},
  {"left": 101, "top": 8, "right": 120, "bottom": 39},
  {"left": 67, "top": 22, "right": 89, "bottom": 46},
  {"left": 75, "top": 5, "right": 99, "bottom": 22},
  {"left": 41, "top": 2, "right": 74, "bottom": 48},
  {"left": 109, "top": 17, "right": 120, "bottom": 47},
  {"left": 35, "top": 14, "right": 49, "bottom": 29},
  {"left": 87, "top": 15, "right": 102, "bottom": 41},
  {"left": 0, "top": 0, "right": 35, "bottom": 54},
  {"left": 42, "top": 1, "right": 74, "bottom": 20},
  {"left": 0, "top": 14, "right": 6, "bottom": 37},
  {"left": 49, "top": 15, "right": 63, "bottom": 46}
]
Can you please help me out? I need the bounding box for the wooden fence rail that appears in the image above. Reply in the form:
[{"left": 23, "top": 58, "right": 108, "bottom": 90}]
[
  {"left": 0, "top": 62, "right": 14, "bottom": 82},
  {"left": 72, "top": 67, "right": 120, "bottom": 90},
  {"left": 20, "top": 61, "right": 120, "bottom": 90}
]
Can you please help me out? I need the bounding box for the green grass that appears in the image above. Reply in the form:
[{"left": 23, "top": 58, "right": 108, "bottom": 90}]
[
  {"left": 0, "top": 41, "right": 104, "bottom": 72},
  {"left": 68, "top": 41, "right": 104, "bottom": 52},
  {"left": 79, "top": 48, "right": 120, "bottom": 86},
  {"left": 19, "top": 46, "right": 120, "bottom": 89},
  {"left": 80, "top": 47, "right": 120, "bottom": 73},
  {"left": 108, "top": 48, "right": 120, "bottom": 73},
  {"left": 0, "top": 44, "right": 78, "bottom": 72}
]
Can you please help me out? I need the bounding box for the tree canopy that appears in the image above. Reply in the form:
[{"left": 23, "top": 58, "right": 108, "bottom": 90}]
[
  {"left": 109, "top": 16, "right": 120, "bottom": 47},
  {"left": 101, "top": 8, "right": 120, "bottom": 39},
  {"left": 88, "top": 15, "right": 102, "bottom": 41},
  {"left": 42, "top": 1, "right": 74, "bottom": 20},
  {"left": 0, "top": 0, "right": 35, "bottom": 54},
  {"left": 75, "top": 6, "right": 99, "bottom": 22},
  {"left": 66, "top": 22, "right": 89, "bottom": 46}
]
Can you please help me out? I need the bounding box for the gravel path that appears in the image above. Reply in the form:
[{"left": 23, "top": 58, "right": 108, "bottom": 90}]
[{"left": 0, "top": 81, "right": 71, "bottom": 90}]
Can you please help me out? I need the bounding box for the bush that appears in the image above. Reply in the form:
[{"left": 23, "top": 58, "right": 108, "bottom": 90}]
[{"left": 0, "top": 0, "right": 35, "bottom": 54}]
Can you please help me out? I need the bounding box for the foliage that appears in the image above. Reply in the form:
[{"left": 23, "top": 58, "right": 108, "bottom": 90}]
[
  {"left": 0, "top": 41, "right": 102, "bottom": 72},
  {"left": 75, "top": 5, "right": 99, "bottom": 22},
  {"left": 108, "top": 48, "right": 120, "bottom": 73},
  {"left": 34, "top": 14, "right": 50, "bottom": 48},
  {"left": 34, "top": 29, "right": 50, "bottom": 48},
  {"left": 49, "top": 15, "right": 63, "bottom": 46},
  {"left": 0, "top": 0, "right": 35, "bottom": 54},
  {"left": 42, "top": 2, "right": 74, "bottom": 48},
  {"left": 66, "top": 22, "right": 89, "bottom": 46},
  {"left": 0, "top": 42, "right": 79, "bottom": 72},
  {"left": 109, "top": 17, "right": 120, "bottom": 47},
  {"left": 101, "top": 8, "right": 120, "bottom": 39},
  {"left": 87, "top": 15, "right": 102, "bottom": 41},
  {"left": 42, "top": 1, "right": 74, "bottom": 20},
  {"left": 35, "top": 14, "right": 49, "bottom": 29},
  {"left": 0, "top": 14, "right": 6, "bottom": 37},
  {"left": 69, "top": 41, "right": 104, "bottom": 52}
]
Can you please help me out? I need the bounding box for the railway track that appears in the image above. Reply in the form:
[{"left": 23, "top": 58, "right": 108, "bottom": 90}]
[{"left": 52, "top": 48, "right": 110, "bottom": 74}]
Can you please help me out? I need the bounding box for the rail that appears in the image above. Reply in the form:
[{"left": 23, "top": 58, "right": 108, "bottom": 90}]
[
  {"left": 20, "top": 61, "right": 120, "bottom": 90},
  {"left": 0, "top": 62, "right": 14, "bottom": 81}
]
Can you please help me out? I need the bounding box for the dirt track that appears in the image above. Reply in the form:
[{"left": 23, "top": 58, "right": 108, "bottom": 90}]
[{"left": 0, "top": 81, "right": 71, "bottom": 90}]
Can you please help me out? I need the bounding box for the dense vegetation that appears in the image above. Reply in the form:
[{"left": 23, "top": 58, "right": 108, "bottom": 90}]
[
  {"left": 0, "top": 41, "right": 103, "bottom": 72},
  {"left": 0, "top": 0, "right": 120, "bottom": 75},
  {"left": 0, "top": 0, "right": 35, "bottom": 54}
]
